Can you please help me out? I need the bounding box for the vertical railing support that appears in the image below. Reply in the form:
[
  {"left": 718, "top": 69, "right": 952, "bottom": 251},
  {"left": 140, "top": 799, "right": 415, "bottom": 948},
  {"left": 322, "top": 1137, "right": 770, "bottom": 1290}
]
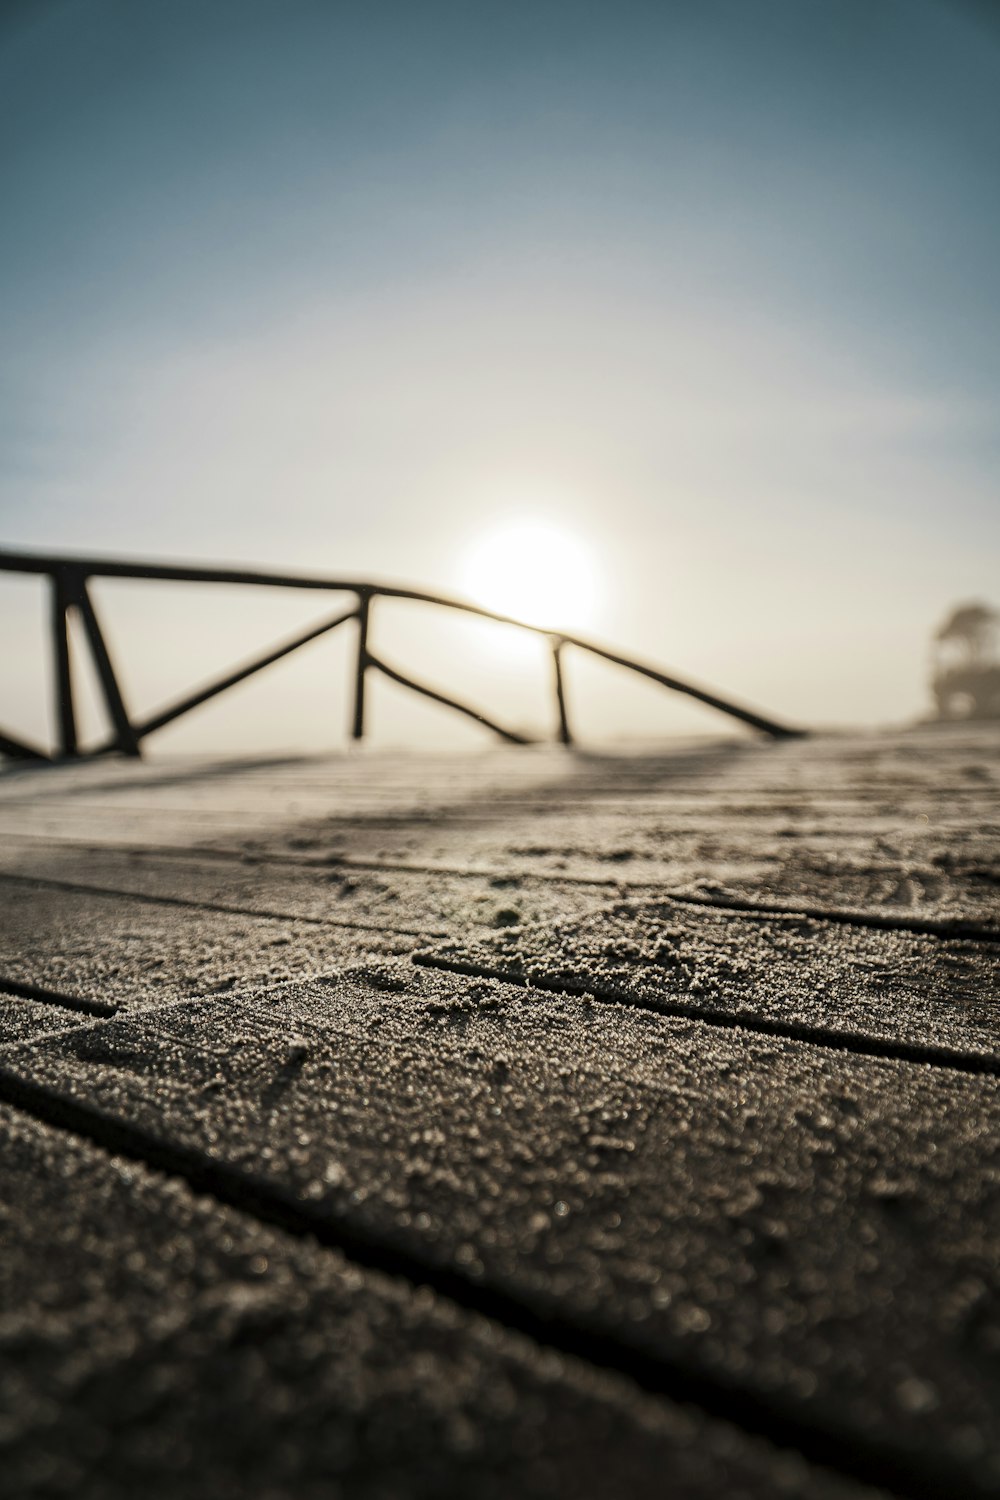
[
  {"left": 51, "top": 570, "right": 78, "bottom": 757},
  {"left": 352, "top": 591, "right": 371, "bottom": 740},
  {"left": 71, "top": 575, "right": 142, "bottom": 757},
  {"left": 551, "top": 637, "right": 573, "bottom": 746}
]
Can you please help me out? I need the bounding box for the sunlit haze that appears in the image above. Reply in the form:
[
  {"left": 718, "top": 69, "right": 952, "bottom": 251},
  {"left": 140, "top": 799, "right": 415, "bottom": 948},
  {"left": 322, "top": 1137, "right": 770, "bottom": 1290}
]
[
  {"left": 1, "top": 0, "right": 998, "bottom": 752},
  {"left": 458, "top": 519, "right": 600, "bottom": 632}
]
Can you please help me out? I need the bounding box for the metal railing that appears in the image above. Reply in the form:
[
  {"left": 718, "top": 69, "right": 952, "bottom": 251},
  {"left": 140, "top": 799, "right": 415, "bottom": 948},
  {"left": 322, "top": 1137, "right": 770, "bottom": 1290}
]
[{"left": 0, "top": 548, "right": 804, "bottom": 761}]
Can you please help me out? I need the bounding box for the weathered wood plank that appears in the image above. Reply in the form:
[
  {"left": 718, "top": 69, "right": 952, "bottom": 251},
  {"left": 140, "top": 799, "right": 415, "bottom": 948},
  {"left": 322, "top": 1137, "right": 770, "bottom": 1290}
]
[
  {"left": 0, "top": 992, "right": 91, "bottom": 1045},
  {"left": 4, "top": 967, "right": 997, "bottom": 1496},
  {"left": 1, "top": 1104, "right": 863, "bottom": 1500},
  {"left": 2, "top": 726, "right": 997, "bottom": 1496},
  {"left": 416, "top": 897, "right": 1000, "bottom": 1061},
  {"left": 0, "top": 879, "right": 414, "bottom": 1013},
  {"left": 0, "top": 847, "right": 611, "bottom": 940}
]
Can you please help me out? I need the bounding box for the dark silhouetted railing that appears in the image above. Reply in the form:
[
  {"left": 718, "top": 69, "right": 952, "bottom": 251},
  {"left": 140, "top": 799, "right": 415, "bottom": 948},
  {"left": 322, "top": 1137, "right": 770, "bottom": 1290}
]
[{"left": 0, "top": 549, "right": 804, "bottom": 761}]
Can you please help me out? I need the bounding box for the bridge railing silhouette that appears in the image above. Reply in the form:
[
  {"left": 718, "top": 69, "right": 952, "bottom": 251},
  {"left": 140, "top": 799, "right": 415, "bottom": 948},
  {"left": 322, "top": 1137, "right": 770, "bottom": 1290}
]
[{"left": 0, "top": 549, "right": 803, "bottom": 761}]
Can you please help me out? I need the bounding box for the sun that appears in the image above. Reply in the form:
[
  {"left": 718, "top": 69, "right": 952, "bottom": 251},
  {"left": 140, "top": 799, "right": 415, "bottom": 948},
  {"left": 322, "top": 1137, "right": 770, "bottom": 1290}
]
[{"left": 458, "top": 518, "right": 600, "bottom": 633}]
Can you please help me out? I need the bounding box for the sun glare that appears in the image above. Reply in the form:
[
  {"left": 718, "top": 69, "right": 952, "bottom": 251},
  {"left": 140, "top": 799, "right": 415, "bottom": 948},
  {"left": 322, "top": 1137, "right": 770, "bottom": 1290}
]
[{"left": 458, "top": 519, "right": 600, "bottom": 633}]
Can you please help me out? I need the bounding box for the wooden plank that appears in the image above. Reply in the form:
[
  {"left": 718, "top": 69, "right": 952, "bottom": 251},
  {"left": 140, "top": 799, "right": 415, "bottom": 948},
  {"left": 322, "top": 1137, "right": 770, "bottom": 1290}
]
[
  {"left": 0, "top": 992, "right": 91, "bottom": 1046},
  {"left": 415, "top": 896, "right": 1000, "bottom": 1063},
  {"left": 4, "top": 967, "right": 997, "bottom": 1497},
  {"left": 0, "top": 879, "right": 417, "bottom": 1013},
  {"left": 2, "top": 724, "right": 997, "bottom": 1497},
  {"left": 6, "top": 856, "right": 996, "bottom": 1061},
  {"left": 0, "top": 846, "right": 612, "bottom": 939},
  {"left": 0, "top": 1103, "right": 870, "bottom": 1500}
]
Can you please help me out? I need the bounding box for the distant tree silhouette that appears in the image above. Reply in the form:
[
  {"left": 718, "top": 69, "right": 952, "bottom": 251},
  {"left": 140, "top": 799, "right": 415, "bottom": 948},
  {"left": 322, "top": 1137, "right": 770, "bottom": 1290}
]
[
  {"left": 935, "top": 602, "right": 997, "bottom": 665},
  {"left": 932, "top": 602, "right": 1000, "bottom": 720}
]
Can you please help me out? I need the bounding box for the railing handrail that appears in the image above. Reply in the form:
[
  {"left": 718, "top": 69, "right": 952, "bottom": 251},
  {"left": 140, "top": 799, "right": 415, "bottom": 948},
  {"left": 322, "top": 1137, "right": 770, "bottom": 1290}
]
[{"left": 0, "top": 546, "right": 805, "bottom": 760}]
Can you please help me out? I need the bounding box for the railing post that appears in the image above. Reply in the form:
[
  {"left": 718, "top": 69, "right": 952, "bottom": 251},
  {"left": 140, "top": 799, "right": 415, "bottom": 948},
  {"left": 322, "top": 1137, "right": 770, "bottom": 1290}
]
[
  {"left": 352, "top": 591, "right": 371, "bottom": 740},
  {"left": 551, "top": 637, "right": 573, "bottom": 746},
  {"left": 72, "top": 575, "right": 142, "bottom": 757},
  {"left": 51, "top": 569, "right": 77, "bottom": 757}
]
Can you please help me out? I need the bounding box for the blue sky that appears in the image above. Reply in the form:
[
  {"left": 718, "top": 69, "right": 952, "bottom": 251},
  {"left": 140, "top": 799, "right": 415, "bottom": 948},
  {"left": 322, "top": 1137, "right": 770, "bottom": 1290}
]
[{"left": 2, "top": 0, "right": 998, "bottom": 747}]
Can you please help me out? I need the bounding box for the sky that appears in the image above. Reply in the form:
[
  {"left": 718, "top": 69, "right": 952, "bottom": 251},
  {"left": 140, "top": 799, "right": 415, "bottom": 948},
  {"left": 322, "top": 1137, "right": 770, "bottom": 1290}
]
[{"left": 1, "top": 0, "right": 998, "bottom": 753}]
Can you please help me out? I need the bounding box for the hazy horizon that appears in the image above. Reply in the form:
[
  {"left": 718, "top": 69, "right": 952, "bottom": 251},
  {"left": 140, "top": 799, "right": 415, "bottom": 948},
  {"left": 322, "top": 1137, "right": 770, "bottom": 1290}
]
[{"left": 2, "top": 0, "right": 998, "bottom": 753}]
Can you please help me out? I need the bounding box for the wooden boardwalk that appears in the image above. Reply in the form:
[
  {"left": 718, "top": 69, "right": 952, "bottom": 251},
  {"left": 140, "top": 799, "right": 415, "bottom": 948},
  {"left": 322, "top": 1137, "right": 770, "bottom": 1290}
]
[{"left": 1, "top": 725, "right": 998, "bottom": 1499}]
